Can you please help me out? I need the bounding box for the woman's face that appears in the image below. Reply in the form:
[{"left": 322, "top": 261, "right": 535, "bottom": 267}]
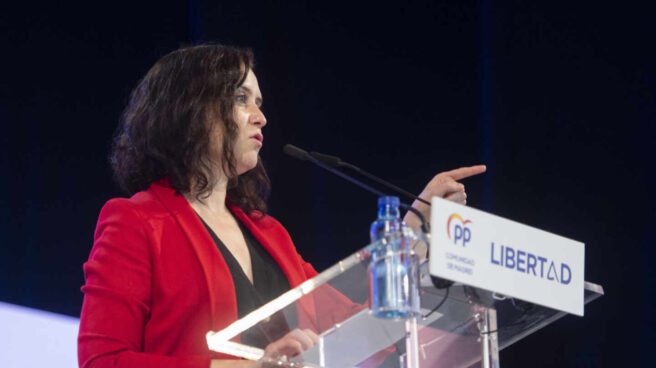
[{"left": 211, "top": 69, "right": 267, "bottom": 177}]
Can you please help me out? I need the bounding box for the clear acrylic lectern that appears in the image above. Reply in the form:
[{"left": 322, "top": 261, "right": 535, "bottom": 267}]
[{"left": 206, "top": 240, "right": 603, "bottom": 367}]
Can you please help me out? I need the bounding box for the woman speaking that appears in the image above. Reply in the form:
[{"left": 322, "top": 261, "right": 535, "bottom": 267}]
[{"left": 77, "top": 44, "right": 485, "bottom": 368}]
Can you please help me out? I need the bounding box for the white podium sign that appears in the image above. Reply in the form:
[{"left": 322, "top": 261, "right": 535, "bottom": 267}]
[{"left": 429, "top": 197, "right": 585, "bottom": 316}]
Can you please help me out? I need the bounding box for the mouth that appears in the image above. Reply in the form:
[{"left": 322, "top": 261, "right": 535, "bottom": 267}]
[{"left": 251, "top": 133, "right": 263, "bottom": 146}]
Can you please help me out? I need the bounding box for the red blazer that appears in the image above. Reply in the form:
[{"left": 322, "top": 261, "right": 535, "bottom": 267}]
[{"left": 78, "top": 181, "right": 319, "bottom": 368}]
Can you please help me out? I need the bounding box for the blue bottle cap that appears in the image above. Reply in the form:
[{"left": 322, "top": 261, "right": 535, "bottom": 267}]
[{"left": 378, "top": 196, "right": 400, "bottom": 207}]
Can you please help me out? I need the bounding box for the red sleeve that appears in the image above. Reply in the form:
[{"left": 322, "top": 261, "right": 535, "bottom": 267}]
[
  {"left": 77, "top": 199, "right": 211, "bottom": 368},
  {"left": 297, "top": 254, "right": 319, "bottom": 280}
]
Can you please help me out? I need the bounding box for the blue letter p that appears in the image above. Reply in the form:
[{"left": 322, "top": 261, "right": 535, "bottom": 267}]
[
  {"left": 454, "top": 224, "right": 463, "bottom": 245},
  {"left": 454, "top": 224, "right": 470, "bottom": 247}
]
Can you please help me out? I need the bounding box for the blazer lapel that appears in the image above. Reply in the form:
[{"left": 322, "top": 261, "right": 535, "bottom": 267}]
[
  {"left": 149, "top": 181, "right": 238, "bottom": 331},
  {"left": 229, "top": 204, "right": 306, "bottom": 288}
]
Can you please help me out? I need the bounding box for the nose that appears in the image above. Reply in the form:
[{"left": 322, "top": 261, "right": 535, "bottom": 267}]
[{"left": 250, "top": 105, "right": 267, "bottom": 128}]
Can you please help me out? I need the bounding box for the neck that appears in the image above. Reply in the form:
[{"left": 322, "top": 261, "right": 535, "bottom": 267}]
[{"left": 186, "top": 174, "right": 230, "bottom": 216}]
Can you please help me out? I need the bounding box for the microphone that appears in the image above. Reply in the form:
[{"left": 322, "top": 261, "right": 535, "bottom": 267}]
[
  {"left": 283, "top": 144, "right": 452, "bottom": 289},
  {"left": 283, "top": 145, "right": 430, "bottom": 240},
  {"left": 283, "top": 144, "right": 390, "bottom": 200},
  {"left": 308, "top": 151, "right": 431, "bottom": 207}
]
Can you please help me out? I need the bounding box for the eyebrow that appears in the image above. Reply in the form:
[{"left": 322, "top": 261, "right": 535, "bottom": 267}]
[{"left": 237, "top": 86, "right": 263, "bottom": 107}]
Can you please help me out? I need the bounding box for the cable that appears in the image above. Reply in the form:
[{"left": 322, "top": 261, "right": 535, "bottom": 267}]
[{"left": 422, "top": 287, "right": 450, "bottom": 319}]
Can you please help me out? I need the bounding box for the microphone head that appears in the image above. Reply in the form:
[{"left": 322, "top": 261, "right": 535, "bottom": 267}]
[{"left": 283, "top": 144, "right": 310, "bottom": 161}]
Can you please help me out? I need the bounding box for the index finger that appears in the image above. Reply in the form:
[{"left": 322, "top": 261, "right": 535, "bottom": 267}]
[{"left": 443, "top": 165, "right": 487, "bottom": 181}]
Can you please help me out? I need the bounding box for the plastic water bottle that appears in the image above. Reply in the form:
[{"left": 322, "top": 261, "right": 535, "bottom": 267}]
[{"left": 368, "top": 196, "right": 420, "bottom": 318}]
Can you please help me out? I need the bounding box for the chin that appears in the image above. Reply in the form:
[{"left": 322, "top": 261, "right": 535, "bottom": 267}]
[{"left": 236, "top": 157, "right": 259, "bottom": 175}]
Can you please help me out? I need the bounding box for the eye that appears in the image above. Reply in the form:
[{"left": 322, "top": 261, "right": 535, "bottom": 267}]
[{"left": 235, "top": 94, "right": 248, "bottom": 104}]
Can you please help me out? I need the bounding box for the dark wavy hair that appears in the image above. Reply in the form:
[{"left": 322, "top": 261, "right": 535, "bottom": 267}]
[{"left": 110, "top": 44, "right": 270, "bottom": 214}]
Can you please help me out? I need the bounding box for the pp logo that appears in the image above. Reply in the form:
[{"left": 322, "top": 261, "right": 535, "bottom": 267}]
[{"left": 447, "top": 214, "right": 472, "bottom": 247}]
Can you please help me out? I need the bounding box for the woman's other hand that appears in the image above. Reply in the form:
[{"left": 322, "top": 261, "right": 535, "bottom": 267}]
[
  {"left": 210, "top": 328, "right": 319, "bottom": 368},
  {"left": 263, "top": 328, "right": 320, "bottom": 360}
]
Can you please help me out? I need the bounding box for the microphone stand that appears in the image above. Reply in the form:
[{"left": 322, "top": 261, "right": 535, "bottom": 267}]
[{"left": 284, "top": 144, "right": 453, "bottom": 289}]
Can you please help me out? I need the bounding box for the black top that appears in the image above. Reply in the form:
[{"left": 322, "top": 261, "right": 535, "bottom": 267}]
[{"left": 199, "top": 215, "right": 292, "bottom": 347}]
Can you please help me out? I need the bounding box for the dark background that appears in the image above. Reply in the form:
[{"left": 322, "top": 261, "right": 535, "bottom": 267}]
[{"left": 1, "top": 1, "right": 654, "bottom": 366}]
